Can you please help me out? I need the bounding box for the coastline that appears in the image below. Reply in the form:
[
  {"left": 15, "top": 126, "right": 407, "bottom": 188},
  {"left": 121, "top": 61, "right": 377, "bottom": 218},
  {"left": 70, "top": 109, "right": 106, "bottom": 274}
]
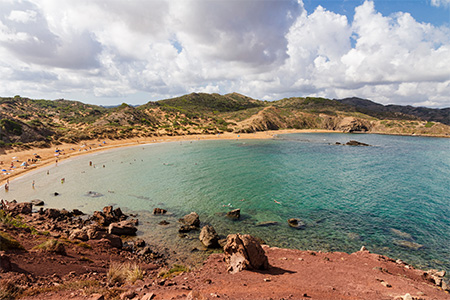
[{"left": 0, "top": 129, "right": 337, "bottom": 185}]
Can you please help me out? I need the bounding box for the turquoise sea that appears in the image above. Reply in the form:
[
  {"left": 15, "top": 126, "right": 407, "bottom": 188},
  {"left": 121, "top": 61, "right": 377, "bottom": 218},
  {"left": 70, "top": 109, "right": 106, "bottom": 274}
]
[{"left": 2, "top": 133, "right": 450, "bottom": 270}]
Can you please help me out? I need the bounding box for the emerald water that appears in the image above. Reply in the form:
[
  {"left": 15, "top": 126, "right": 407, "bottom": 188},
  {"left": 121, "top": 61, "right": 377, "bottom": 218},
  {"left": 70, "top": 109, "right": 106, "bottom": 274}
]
[{"left": 2, "top": 133, "right": 450, "bottom": 270}]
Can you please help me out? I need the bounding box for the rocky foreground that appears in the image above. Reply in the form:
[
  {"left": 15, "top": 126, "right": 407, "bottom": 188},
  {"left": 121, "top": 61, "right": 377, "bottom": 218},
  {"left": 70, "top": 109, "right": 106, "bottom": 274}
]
[{"left": 0, "top": 201, "right": 449, "bottom": 300}]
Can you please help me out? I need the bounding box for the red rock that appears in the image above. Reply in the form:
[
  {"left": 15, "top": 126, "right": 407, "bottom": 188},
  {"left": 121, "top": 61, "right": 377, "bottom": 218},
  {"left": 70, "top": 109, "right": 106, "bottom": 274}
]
[{"left": 223, "top": 233, "right": 269, "bottom": 273}]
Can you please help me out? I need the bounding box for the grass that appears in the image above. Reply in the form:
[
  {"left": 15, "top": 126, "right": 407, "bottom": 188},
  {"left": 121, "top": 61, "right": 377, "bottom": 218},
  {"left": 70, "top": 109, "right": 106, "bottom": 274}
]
[
  {"left": 0, "top": 210, "right": 38, "bottom": 234},
  {"left": 33, "top": 239, "right": 66, "bottom": 255},
  {"left": 0, "top": 231, "right": 24, "bottom": 251},
  {"left": 107, "top": 262, "right": 144, "bottom": 285},
  {"left": 158, "top": 264, "right": 190, "bottom": 279}
]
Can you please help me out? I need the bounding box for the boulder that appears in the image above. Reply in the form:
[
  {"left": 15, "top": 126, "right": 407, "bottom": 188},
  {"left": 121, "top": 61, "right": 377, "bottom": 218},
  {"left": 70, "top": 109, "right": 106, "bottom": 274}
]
[
  {"left": 153, "top": 208, "right": 167, "bottom": 215},
  {"left": 223, "top": 233, "right": 269, "bottom": 274},
  {"left": 31, "top": 199, "right": 44, "bottom": 206},
  {"left": 287, "top": 218, "right": 306, "bottom": 229},
  {"left": 92, "top": 206, "right": 127, "bottom": 226},
  {"left": 72, "top": 209, "right": 85, "bottom": 216},
  {"left": 108, "top": 221, "right": 137, "bottom": 236},
  {"left": 199, "top": 225, "right": 220, "bottom": 248},
  {"left": 179, "top": 212, "right": 200, "bottom": 227},
  {"left": 226, "top": 209, "right": 241, "bottom": 220}
]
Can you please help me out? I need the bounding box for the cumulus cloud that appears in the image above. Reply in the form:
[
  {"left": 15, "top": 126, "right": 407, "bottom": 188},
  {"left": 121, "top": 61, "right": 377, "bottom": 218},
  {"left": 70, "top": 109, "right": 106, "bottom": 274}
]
[
  {"left": 430, "top": 0, "right": 450, "bottom": 8},
  {"left": 0, "top": 0, "right": 448, "bottom": 108}
]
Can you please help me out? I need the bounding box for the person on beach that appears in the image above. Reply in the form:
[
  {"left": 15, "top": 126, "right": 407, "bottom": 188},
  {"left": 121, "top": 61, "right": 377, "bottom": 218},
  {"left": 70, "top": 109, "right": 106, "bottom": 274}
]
[
  {"left": 4, "top": 183, "right": 9, "bottom": 191},
  {"left": 89, "top": 161, "right": 92, "bottom": 166},
  {"left": 32, "top": 180, "right": 35, "bottom": 189},
  {"left": 61, "top": 178, "right": 65, "bottom": 184}
]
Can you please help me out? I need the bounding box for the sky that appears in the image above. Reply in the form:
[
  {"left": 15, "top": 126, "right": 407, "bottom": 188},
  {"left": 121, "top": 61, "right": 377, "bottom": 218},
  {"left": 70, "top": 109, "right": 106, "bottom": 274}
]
[{"left": 0, "top": 0, "right": 449, "bottom": 108}]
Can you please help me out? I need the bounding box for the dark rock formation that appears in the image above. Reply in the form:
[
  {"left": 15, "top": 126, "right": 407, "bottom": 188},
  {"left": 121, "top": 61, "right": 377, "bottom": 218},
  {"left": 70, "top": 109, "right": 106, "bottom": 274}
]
[
  {"left": 153, "top": 208, "right": 167, "bottom": 215},
  {"left": 345, "top": 140, "right": 370, "bottom": 146},
  {"left": 223, "top": 233, "right": 269, "bottom": 274},
  {"left": 226, "top": 209, "right": 241, "bottom": 220},
  {"left": 1, "top": 201, "right": 32, "bottom": 216}
]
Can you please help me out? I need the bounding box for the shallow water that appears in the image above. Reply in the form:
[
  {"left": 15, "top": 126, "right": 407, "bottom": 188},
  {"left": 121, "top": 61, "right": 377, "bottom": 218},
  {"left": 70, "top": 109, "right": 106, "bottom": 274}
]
[{"left": 2, "top": 133, "right": 450, "bottom": 270}]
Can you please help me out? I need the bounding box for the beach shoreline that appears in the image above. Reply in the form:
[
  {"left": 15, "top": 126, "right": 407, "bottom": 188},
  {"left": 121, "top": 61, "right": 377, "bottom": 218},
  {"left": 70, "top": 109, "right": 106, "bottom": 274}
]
[{"left": 0, "top": 129, "right": 337, "bottom": 185}]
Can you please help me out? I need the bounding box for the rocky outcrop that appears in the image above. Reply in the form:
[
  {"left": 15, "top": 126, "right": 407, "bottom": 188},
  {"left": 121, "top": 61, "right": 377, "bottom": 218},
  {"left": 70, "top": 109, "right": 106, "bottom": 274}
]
[
  {"left": 70, "top": 225, "right": 123, "bottom": 248},
  {"left": 1, "top": 201, "right": 32, "bottom": 216},
  {"left": 91, "top": 205, "right": 127, "bottom": 226},
  {"left": 423, "top": 269, "right": 448, "bottom": 290},
  {"left": 199, "top": 225, "right": 220, "bottom": 248},
  {"left": 108, "top": 220, "right": 137, "bottom": 236},
  {"left": 287, "top": 218, "right": 306, "bottom": 229},
  {"left": 226, "top": 209, "right": 240, "bottom": 220},
  {"left": 223, "top": 233, "right": 269, "bottom": 274}
]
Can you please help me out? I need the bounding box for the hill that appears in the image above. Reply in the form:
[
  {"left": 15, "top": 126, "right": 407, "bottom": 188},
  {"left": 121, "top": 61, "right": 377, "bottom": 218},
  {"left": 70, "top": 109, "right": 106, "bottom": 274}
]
[{"left": 0, "top": 94, "right": 449, "bottom": 148}]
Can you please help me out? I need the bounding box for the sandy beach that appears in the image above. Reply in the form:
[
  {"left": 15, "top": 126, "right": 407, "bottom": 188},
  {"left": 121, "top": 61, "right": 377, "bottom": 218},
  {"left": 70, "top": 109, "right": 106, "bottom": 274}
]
[{"left": 0, "top": 129, "right": 337, "bottom": 186}]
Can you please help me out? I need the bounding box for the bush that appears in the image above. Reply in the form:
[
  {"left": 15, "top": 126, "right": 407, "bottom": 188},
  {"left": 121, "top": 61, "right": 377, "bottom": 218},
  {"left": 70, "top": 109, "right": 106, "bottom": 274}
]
[
  {"left": 107, "top": 262, "right": 143, "bottom": 284},
  {"left": 33, "top": 239, "right": 66, "bottom": 255}
]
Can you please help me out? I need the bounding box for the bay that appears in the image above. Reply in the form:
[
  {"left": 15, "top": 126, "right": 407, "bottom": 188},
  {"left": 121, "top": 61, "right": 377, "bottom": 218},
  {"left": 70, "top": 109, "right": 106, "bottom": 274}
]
[{"left": 2, "top": 133, "right": 449, "bottom": 270}]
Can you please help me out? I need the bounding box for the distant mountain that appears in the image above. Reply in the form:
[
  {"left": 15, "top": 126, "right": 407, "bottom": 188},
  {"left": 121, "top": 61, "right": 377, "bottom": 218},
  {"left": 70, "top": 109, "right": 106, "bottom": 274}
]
[
  {"left": 0, "top": 94, "right": 449, "bottom": 147},
  {"left": 337, "top": 97, "right": 450, "bottom": 125}
]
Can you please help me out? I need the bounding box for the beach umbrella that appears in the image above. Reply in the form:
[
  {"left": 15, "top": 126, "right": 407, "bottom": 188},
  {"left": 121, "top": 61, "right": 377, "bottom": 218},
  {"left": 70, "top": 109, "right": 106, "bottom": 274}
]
[
  {"left": 2, "top": 169, "right": 6, "bottom": 172},
  {"left": 20, "top": 162, "right": 27, "bottom": 166}
]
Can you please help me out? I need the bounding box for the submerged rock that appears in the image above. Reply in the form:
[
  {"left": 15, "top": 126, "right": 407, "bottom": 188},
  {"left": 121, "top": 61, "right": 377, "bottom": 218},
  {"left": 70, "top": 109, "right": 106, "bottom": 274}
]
[
  {"left": 390, "top": 228, "right": 413, "bottom": 240},
  {"left": 393, "top": 240, "right": 423, "bottom": 250},
  {"left": 287, "top": 218, "right": 306, "bottom": 229},
  {"left": 223, "top": 233, "right": 269, "bottom": 274},
  {"left": 226, "top": 209, "right": 241, "bottom": 220},
  {"left": 255, "top": 221, "right": 278, "bottom": 227}
]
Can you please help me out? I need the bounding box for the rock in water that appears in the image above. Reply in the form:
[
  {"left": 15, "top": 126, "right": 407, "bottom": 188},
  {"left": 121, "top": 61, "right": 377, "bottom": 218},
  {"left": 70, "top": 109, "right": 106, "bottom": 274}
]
[
  {"left": 199, "top": 225, "right": 220, "bottom": 248},
  {"left": 287, "top": 218, "right": 306, "bottom": 229},
  {"left": 345, "top": 140, "right": 370, "bottom": 146},
  {"left": 393, "top": 239, "right": 423, "bottom": 250},
  {"left": 223, "top": 233, "right": 269, "bottom": 274},
  {"left": 179, "top": 212, "right": 200, "bottom": 227},
  {"left": 153, "top": 208, "right": 167, "bottom": 215},
  {"left": 226, "top": 209, "right": 241, "bottom": 220},
  {"left": 31, "top": 199, "right": 44, "bottom": 206}
]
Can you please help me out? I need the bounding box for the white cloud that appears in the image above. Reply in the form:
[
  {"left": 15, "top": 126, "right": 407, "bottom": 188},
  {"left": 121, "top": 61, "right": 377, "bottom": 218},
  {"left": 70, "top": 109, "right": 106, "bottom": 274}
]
[
  {"left": 0, "top": 0, "right": 448, "bottom": 108},
  {"left": 431, "top": 0, "right": 450, "bottom": 8}
]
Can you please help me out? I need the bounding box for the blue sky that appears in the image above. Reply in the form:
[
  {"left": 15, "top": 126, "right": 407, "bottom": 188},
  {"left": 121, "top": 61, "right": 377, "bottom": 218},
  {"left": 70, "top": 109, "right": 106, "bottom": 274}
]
[
  {"left": 0, "top": 0, "right": 449, "bottom": 107},
  {"left": 304, "top": 0, "right": 449, "bottom": 26}
]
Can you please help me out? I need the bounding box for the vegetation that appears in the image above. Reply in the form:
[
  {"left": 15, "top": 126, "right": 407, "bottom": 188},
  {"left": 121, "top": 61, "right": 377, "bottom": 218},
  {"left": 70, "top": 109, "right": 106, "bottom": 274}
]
[
  {"left": 158, "top": 264, "right": 190, "bottom": 279},
  {"left": 0, "top": 231, "right": 24, "bottom": 251},
  {"left": 107, "top": 262, "right": 144, "bottom": 284},
  {"left": 33, "top": 239, "right": 66, "bottom": 255},
  {"left": 0, "top": 93, "right": 448, "bottom": 146},
  {"left": 0, "top": 210, "right": 38, "bottom": 234}
]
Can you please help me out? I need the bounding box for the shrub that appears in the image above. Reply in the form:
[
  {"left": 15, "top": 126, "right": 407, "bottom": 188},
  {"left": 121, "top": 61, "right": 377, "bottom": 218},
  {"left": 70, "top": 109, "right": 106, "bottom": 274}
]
[
  {"left": 107, "top": 262, "right": 143, "bottom": 285},
  {"left": 33, "top": 239, "right": 66, "bottom": 255}
]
